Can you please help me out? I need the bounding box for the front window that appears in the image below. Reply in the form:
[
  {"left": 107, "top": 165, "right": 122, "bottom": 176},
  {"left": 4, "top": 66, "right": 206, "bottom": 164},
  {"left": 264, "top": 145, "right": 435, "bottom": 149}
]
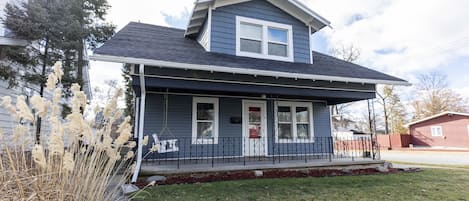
[
  {"left": 431, "top": 126, "right": 443, "bottom": 137},
  {"left": 192, "top": 97, "right": 219, "bottom": 144},
  {"left": 236, "top": 16, "right": 293, "bottom": 62},
  {"left": 276, "top": 102, "right": 313, "bottom": 143}
]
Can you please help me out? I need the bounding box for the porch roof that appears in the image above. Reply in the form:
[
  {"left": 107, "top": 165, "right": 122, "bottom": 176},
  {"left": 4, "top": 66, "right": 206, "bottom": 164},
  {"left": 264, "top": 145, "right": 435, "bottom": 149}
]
[{"left": 92, "top": 22, "right": 410, "bottom": 86}]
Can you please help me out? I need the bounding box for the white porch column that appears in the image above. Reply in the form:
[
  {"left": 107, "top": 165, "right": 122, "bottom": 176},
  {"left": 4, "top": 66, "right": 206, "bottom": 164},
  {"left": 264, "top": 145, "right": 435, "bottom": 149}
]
[{"left": 132, "top": 64, "right": 146, "bottom": 183}]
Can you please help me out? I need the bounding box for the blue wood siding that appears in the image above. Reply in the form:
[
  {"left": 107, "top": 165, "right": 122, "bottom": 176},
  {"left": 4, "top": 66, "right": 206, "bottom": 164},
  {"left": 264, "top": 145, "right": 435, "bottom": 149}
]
[
  {"left": 210, "top": 0, "right": 311, "bottom": 63},
  {"left": 143, "top": 94, "right": 332, "bottom": 159}
]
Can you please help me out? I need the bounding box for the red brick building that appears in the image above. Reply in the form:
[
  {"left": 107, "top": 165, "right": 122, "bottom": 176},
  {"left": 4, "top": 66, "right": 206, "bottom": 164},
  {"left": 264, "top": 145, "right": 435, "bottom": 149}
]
[{"left": 406, "top": 112, "right": 469, "bottom": 148}]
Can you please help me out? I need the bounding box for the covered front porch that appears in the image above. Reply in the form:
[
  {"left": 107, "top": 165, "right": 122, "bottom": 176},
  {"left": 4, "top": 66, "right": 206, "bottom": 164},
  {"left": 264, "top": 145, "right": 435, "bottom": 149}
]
[
  {"left": 129, "top": 64, "right": 381, "bottom": 179},
  {"left": 141, "top": 135, "right": 380, "bottom": 173}
]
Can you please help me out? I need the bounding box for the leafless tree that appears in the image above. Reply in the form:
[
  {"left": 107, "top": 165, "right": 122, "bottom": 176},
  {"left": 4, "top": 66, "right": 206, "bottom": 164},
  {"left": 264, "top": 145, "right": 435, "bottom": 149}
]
[
  {"left": 330, "top": 43, "right": 361, "bottom": 117},
  {"left": 412, "top": 72, "right": 468, "bottom": 120}
]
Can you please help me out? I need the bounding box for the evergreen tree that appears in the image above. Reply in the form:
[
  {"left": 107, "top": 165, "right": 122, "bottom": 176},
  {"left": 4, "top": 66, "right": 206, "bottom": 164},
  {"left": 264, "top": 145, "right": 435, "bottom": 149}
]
[
  {"left": 2, "top": 0, "right": 68, "bottom": 140},
  {"left": 66, "top": 0, "right": 115, "bottom": 89},
  {"left": 122, "top": 64, "right": 134, "bottom": 124}
]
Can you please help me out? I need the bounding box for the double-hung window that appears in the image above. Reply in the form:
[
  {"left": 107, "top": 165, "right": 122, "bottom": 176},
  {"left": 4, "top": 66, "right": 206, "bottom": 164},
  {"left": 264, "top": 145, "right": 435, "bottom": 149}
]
[
  {"left": 431, "top": 126, "right": 443, "bottom": 137},
  {"left": 275, "top": 101, "right": 314, "bottom": 143},
  {"left": 192, "top": 97, "right": 219, "bottom": 144},
  {"left": 236, "top": 16, "right": 293, "bottom": 62}
]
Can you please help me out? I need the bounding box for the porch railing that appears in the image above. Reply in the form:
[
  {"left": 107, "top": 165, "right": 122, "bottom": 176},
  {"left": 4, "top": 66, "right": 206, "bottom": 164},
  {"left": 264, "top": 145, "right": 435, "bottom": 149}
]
[{"left": 142, "top": 136, "right": 380, "bottom": 168}]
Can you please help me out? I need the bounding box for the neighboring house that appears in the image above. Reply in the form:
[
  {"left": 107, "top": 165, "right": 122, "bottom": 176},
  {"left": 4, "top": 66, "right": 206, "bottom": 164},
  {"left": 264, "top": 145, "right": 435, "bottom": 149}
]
[
  {"left": 406, "top": 112, "right": 469, "bottom": 148},
  {"left": 91, "top": 0, "right": 409, "bottom": 181},
  {"left": 0, "top": 0, "right": 91, "bottom": 136},
  {"left": 331, "top": 116, "right": 370, "bottom": 140}
]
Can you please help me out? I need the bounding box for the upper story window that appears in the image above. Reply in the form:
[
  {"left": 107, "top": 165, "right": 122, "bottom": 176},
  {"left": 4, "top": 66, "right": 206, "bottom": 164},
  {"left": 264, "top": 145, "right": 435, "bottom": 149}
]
[{"left": 236, "top": 16, "right": 294, "bottom": 62}]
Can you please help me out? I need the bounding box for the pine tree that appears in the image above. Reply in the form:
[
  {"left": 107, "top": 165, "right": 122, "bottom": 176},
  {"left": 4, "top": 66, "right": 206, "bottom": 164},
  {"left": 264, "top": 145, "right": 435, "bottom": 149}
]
[
  {"left": 2, "top": 0, "right": 68, "bottom": 140},
  {"left": 66, "top": 0, "right": 115, "bottom": 90},
  {"left": 122, "top": 64, "right": 134, "bottom": 125}
]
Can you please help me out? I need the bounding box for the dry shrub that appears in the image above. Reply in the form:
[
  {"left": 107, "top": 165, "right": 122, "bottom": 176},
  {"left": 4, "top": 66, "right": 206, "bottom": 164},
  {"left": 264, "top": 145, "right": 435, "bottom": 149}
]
[{"left": 0, "top": 62, "right": 136, "bottom": 201}]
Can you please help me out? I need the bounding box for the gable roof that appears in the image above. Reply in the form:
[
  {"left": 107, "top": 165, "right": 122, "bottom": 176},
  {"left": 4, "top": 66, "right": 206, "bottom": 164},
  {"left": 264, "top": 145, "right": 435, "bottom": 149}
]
[
  {"left": 405, "top": 111, "right": 469, "bottom": 127},
  {"left": 185, "top": 0, "right": 331, "bottom": 37},
  {"left": 92, "top": 22, "right": 409, "bottom": 86}
]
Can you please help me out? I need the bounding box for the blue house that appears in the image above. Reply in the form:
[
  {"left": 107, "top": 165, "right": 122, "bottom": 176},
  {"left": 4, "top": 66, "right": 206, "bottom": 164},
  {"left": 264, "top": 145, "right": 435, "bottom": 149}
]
[{"left": 92, "top": 0, "right": 408, "bottom": 181}]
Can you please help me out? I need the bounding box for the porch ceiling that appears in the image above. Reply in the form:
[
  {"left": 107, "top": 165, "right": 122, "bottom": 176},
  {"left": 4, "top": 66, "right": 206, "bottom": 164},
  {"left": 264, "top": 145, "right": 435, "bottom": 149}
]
[{"left": 132, "top": 76, "right": 375, "bottom": 105}]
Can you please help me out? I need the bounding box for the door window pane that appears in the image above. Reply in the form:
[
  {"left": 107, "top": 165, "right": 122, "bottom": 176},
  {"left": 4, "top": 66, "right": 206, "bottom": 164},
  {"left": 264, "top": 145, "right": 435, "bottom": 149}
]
[
  {"left": 197, "top": 122, "right": 213, "bottom": 139},
  {"left": 278, "top": 106, "right": 292, "bottom": 122},
  {"left": 197, "top": 103, "right": 214, "bottom": 120},
  {"left": 296, "top": 107, "right": 309, "bottom": 123},
  {"left": 249, "top": 124, "right": 261, "bottom": 138},
  {"left": 278, "top": 124, "right": 292, "bottom": 139},
  {"left": 240, "top": 23, "right": 262, "bottom": 39},
  {"left": 297, "top": 124, "right": 310, "bottom": 139},
  {"left": 249, "top": 107, "right": 261, "bottom": 123},
  {"left": 240, "top": 39, "right": 262, "bottom": 53},
  {"left": 268, "top": 28, "right": 287, "bottom": 43}
]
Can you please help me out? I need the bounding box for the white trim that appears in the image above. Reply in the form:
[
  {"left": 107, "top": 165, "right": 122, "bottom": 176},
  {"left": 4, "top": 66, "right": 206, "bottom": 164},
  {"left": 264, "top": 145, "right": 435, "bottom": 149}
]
[
  {"left": 90, "top": 54, "right": 411, "bottom": 86},
  {"left": 131, "top": 73, "right": 376, "bottom": 93},
  {"left": 207, "top": 5, "right": 212, "bottom": 51},
  {"left": 192, "top": 97, "right": 219, "bottom": 144},
  {"left": 274, "top": 101, "right": 314, "bottom": 143},
  {"left": 0, "top": 36, "right": 28, "bottom": 46},
  {"left": 133, "top": 97, "right": 140, "bottom": 138},
  {"left": 236, "top": 16, "right": 294, "bottom": 62},
  {"left": 286, "top": 0, "right": 331, "bottom": 26},
  {"left": 242, "top": 100, "right": 268, "bottom": 156},
  {"left": 405, "top": 111, "right": 469, "bottom": 127},
  {"left": 213, "top": 0, "right": 252, "bottom": 9},
  {"left": 309, "top": 25, "right": 313, "bottom": 64},
  {"left": 430, "top": 126, "right": 443, "bottom": 137},
  {"left": 132, "top": 64, "right": 146, "bottom": 183}
]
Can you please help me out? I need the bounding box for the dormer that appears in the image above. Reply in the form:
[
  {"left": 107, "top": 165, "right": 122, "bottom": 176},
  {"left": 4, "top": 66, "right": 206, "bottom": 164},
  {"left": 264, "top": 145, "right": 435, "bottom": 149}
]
[{"left": 185, "top": 0, "right": 330, "bottom": 64}]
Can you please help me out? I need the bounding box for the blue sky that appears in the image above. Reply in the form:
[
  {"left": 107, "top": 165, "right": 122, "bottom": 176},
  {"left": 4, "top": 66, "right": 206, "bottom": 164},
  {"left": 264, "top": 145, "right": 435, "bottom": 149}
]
[{"left": 89, "top": 0, "right": 469, "bottom": 110}]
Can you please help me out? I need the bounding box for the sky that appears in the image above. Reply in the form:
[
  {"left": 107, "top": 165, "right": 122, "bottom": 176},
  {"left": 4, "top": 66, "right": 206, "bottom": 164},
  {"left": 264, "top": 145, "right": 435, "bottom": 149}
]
[{"left": 90, "top": 0, "right": 469, "bottom": 112}]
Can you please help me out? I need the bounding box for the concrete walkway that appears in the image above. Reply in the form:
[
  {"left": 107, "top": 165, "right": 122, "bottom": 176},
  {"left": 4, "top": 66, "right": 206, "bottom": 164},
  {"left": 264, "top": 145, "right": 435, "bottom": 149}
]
[{"left": 381, "top": 150, "right": 469, "bottom": 165}]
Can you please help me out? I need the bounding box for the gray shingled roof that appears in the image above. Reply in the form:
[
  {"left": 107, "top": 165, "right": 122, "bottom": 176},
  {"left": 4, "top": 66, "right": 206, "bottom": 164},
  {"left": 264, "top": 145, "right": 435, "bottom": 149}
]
[{"left": 94, "top": 22, "right": 407, "bottom": 84}]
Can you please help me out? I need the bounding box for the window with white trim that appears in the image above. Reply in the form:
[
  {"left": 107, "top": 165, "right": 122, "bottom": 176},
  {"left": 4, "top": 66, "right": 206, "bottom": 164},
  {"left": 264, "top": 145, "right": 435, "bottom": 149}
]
[
  {"left": 275, "top": 101, "right": 314, "bottom": 143},
  {"left": 192, "top": 97, "right": 219, "bottom": 144},
  {"left": 236, "top": 16, "right": 294, "bottom": 62},
  {"left": 431, "top": 126, "right": 443, "bottom": 137}
]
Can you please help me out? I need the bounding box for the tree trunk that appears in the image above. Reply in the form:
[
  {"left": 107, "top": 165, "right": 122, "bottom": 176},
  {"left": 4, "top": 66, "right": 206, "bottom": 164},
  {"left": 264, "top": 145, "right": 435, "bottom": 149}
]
[
  {"left": 36, "top": 38, "right": 49, "bottom": 143},
  {"left": 367, "top": 100, "right": 373, "bottom": 133},
  {"left": 77, "top": 39, "right": 84, "bottom": 89},
  {"left": 383, "top": 101, "right": 389, "bottom": 134}
]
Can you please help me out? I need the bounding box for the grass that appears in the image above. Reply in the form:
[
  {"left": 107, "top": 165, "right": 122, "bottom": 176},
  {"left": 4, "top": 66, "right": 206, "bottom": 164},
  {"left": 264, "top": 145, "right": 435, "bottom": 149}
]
[{"left": 134, "top": 169, "right": 469, "bottom": 201}]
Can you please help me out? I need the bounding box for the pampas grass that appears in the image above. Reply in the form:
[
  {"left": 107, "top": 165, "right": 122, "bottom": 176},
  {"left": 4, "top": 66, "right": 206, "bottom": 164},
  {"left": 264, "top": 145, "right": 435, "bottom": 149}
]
[{"left": 0, "top": 62, "right": 137, "bottom": 201}]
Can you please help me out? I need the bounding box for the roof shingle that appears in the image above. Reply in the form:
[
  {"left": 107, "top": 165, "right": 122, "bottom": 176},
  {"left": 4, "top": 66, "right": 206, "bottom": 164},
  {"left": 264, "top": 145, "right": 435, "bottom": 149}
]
[{"left": 94, "top": 22, "right": 407, "bottom": 84}]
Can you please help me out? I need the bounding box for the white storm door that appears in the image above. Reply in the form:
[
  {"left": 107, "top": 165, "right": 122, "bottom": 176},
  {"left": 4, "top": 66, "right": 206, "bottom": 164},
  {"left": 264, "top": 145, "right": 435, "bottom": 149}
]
[{"left": 242, "top": 100, "right": 267, "bottom": 157}]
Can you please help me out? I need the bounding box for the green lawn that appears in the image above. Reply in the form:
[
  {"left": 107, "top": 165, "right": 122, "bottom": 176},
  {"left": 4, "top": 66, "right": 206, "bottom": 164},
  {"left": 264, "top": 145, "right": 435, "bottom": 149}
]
[{"left": 134, "top": 169, "right": 469, "bottom": 201}]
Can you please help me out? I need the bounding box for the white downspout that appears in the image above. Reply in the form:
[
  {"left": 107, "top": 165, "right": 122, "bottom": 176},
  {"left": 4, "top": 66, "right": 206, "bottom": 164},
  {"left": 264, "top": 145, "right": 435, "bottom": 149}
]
[{"left": 132, "top": 64, "right": 146, "bottom": 183}]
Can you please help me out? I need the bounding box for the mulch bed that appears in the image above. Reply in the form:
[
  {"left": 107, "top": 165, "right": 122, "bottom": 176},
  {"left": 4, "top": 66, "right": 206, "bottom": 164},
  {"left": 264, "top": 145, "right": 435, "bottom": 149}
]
[{"left": 135, "top": 167, "right": 422, "bottom": 188}]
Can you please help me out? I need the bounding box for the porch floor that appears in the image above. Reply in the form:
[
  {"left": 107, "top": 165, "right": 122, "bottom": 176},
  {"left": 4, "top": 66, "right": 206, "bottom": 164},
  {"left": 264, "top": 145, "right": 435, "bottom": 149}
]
[{"left": 140, "top": 158, "right": 384, "bottom": 175}]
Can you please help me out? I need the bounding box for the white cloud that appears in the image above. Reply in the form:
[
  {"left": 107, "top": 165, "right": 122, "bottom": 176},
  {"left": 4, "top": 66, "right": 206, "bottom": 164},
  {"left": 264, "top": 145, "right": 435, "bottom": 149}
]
[
  {"left": 305, "top": 0, "right": 469, "bottom": 80},
  {"left": 89, "top": 0, "right": 195, "bottom": 105}
]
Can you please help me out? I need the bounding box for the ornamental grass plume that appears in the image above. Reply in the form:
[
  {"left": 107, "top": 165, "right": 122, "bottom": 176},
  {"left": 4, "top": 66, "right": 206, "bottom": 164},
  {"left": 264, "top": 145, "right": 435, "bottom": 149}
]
[{"left": 0, "top": 62, "right": 137, "bottom": 201}]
